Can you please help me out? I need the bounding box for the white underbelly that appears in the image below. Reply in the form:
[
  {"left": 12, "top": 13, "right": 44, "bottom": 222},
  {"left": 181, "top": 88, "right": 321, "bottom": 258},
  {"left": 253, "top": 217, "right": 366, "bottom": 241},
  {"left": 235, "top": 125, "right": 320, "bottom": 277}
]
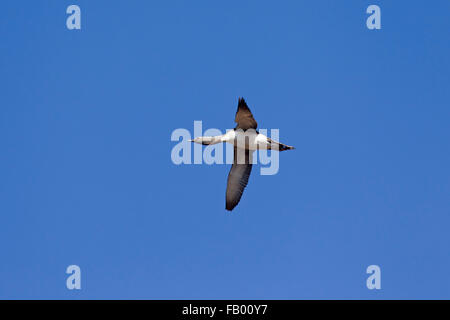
[{"left": 223, "top": 130, "right": 270, "bottom": 150}]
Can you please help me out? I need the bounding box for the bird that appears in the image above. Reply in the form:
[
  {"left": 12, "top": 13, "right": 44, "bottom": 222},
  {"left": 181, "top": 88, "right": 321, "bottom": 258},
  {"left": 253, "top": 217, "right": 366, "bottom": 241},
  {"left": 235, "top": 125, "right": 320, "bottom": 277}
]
[{"left": 190, "top": 97, "right": 294, "bottom": 211}]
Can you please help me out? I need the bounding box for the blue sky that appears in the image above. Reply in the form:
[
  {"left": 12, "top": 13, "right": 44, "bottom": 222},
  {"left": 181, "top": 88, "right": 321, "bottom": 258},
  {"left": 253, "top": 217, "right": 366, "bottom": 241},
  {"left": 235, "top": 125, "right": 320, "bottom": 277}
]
[{"left": 1, "top": 1, "right": 449, "bottom": 299}]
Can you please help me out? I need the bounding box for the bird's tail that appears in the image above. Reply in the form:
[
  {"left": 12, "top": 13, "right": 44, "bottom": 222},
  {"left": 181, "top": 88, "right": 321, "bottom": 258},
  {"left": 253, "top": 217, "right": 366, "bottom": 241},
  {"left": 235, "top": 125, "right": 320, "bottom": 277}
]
[
  {"left": 267, "top": 138, "right": 294, "bottom": 151},
  {"left": 278, "top": 143, "right": 295, "bottom": 151}
]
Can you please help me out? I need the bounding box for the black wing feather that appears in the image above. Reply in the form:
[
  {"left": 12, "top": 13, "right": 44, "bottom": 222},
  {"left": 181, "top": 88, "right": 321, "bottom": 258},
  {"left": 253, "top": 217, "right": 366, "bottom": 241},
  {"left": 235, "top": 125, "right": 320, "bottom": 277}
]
[
  {"left": 234, "top": 97, "right": 257, "bottom": 130},
  {"left": 225, "top": 148, "right": 253, "bottom": 211}
]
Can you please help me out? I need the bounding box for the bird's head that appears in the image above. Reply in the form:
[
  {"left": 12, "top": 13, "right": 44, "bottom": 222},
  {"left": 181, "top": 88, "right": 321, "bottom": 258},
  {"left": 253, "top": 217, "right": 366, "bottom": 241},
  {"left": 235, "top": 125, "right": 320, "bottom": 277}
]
[
  {"left": 189, "top": 137, "right": 207, "bottom": 144},
  {"left": 189, "top": 137, "right": 203, "bottom": 144}
]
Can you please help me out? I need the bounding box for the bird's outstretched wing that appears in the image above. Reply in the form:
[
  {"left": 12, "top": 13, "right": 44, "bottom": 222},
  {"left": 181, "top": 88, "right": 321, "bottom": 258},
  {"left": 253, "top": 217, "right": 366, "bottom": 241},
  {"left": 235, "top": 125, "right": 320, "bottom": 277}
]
[
  {"left": 226, "top": 148, "right": 253, "bottom": 211},
  {"left": 234, "top": 97, "right": 257, "bottom": 130}
]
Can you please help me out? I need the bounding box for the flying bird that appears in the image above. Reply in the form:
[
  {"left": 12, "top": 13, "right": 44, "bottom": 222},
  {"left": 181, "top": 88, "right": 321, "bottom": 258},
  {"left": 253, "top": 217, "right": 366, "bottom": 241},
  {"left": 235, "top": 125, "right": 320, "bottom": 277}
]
[{"left": 190, "top": 98, "right": 294, "bottom": 211}]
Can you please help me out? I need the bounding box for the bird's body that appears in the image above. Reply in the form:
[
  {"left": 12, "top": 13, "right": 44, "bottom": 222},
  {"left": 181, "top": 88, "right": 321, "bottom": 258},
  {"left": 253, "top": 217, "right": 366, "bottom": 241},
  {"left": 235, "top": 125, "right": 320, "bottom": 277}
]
[
  {"left": 195, "top": 130, "right": 292, "bottom": 151},
  {"left": 190, "top": 97, "right": 294, "bottom": 211}
]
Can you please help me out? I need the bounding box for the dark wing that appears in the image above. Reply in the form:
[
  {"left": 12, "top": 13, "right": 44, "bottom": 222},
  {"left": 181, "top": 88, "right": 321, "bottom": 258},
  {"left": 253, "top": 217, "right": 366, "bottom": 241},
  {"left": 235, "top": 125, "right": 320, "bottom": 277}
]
[
  {"left": 234, "top": 97, "right": 257, "bottom": 130},
  {"left": 226, "top": 148, "right": 253, "bottom": 211}
]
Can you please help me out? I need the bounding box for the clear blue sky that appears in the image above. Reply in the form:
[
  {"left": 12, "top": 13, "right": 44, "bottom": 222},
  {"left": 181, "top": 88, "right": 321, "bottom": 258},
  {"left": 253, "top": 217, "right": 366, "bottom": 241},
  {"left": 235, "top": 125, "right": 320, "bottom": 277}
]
[{"left": 1, "top": 1, "right": 449, "bottom": 299}]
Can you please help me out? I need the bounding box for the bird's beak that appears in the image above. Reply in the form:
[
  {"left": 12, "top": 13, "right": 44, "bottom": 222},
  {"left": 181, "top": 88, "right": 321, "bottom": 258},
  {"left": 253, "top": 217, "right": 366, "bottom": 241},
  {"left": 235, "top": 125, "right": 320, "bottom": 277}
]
[{"left": 188, "top": 139, "right": 194, "bottom": 142}]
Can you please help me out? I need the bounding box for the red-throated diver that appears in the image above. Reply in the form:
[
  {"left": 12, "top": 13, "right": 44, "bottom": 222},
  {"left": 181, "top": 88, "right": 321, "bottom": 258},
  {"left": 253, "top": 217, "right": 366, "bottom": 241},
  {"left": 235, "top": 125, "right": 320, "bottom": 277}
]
[{"left": 190, "top": 98, "right": 294, "bottom": 211}]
